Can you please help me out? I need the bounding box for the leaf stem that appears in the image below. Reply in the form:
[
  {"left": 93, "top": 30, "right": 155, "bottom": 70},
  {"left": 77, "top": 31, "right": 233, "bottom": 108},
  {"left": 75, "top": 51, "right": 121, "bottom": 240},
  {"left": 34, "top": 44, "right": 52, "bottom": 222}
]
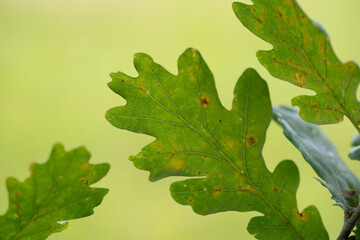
[{"left": 337, "top": 205, "right": 360, "bottom": 240}]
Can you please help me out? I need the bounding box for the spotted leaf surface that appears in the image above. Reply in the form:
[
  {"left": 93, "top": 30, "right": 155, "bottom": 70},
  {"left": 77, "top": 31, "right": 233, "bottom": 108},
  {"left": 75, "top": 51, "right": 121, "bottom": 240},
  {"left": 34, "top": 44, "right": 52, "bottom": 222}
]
[
  {"left": 233, "top": 0, "right": 360, "bottom": 128},
  {"left": 273, "top": 106, "right": 360, "bottom": 211},
  {"left": 0, "top": 144, "right": 110, "bottom": 240},
  {"left": 106, "top": 48, "right": 328, "bottom": 239}
]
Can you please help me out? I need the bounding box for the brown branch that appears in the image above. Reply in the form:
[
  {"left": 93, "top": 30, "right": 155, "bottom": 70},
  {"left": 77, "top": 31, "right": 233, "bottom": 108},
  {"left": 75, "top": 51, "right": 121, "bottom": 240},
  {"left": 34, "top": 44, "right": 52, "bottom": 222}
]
[{"left": 337, "top": 205, "right": 360, "bottom": 240}]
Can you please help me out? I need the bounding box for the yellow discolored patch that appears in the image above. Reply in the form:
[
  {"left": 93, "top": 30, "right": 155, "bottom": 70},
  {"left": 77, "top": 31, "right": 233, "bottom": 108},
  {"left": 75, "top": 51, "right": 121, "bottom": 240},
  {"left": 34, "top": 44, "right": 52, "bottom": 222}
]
[
  {"left": 234, "top": 171, "right": 244, "bottom": 179},
  {"left": 237, "top": 184, "right": 253, "bottom": 194},
  {"left": 201, "top": 97, "right": 210, "bottom": 107},
  {"left": 288, "top": 58, "right": 298, "bottom": 68},
  {"left": 284, "top": 0, "right": 294, "bottom": 6},
  {"left": 139, "top": 86, "right": 147, "bottom": 95},
  {"left": 30, "top": 163, "right": 36, "bottom": 175},
  {"left": 165, "top": 158, "right": 185, "bottom": 171},
  {"left": 246, "top": 135, "right": 257, "bottom": 147},
  {"left": 82, "top": 163, "right": 90, "bottom": 169},
  {"left": 227, "top": 140, "right": 235, "bottom": 149},
  {"left": 213, "top": 186, "right": 222, "bottom": 196},
  {"left": 189, "top": 73, "right": 196, "bottom": 81},
  {"left": 346, "top": 62, "right": 356, "bottom": 70},
  {"left": 194, "top": 66, "right": 200, "bottom": 72},
  {"left": 293, "top": 73, "right": 306, "bottom": 87}
]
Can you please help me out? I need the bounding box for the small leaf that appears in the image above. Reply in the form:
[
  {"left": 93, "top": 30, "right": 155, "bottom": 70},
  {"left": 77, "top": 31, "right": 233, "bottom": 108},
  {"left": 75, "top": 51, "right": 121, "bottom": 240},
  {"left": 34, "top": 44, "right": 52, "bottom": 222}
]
[
  {"left": 350, "top": 133, "right": 360, "bottom": 161},
  {"left": 273, "top": 106, "right": 360, "bottom": 211},
  {"left": 349, "top": 146, "right": 360, "bottom": 161},
  {"left": 233, "top": 0, "right": 360, "bottom": 129},
  {"left": 351, "top": 134, "right": 360, "bottom": 146},
  {"left": 106, "top": 48, "right": 328, "bottom": 239},
  {"left": 0, "top": 144, "right": 110, "bottom": 240}
]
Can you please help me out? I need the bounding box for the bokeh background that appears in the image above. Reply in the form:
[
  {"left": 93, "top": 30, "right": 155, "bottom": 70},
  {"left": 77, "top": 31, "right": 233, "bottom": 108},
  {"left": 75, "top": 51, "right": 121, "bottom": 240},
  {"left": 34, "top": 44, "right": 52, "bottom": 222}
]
[{"left": 0, "top": 0, "right": 359, "bottom": 239}]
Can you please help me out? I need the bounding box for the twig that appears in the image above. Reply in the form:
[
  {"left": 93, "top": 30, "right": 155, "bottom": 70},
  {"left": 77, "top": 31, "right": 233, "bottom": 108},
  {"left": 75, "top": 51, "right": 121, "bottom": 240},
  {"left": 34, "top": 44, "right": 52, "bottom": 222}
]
[{"left": 337, "top": 205, "right": 360, "bottom": 240}]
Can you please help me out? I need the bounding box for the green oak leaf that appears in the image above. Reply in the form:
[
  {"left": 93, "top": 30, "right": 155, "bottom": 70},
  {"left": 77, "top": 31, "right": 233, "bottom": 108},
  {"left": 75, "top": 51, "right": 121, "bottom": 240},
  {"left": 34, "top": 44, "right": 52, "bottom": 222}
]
[
  {"left": 0, "top": 144, "right": 110, "bottom": 240},
  {"left": 273, "top": 106, "right": 360, "bottom": 211},
  {"left": 350, "top": 133, "right": 360, "bottom": 161},
  {"left": 233, "top": 0, "right": 360, "bottom": 129},
  {"left": 106, "top": 48, "right": 328, "bottom": 239}
]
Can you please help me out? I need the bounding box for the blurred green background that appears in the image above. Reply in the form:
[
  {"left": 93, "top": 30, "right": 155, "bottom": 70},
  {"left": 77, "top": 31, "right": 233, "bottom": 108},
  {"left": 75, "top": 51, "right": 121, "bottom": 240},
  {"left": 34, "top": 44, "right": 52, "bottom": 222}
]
[{"left": 0, "top": 0, "right": 359, "bottom": 239}]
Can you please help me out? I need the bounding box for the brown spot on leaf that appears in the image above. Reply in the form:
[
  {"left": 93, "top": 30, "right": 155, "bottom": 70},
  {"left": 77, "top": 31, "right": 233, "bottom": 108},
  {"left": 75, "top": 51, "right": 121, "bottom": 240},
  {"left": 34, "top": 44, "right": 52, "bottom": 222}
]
[
  {"left": 335, "top": 116, "right": 341, "bottom": 122},
  {"left": 286, "top": 17, "right": 291, "bottom": 24},
  {"left": 79, "top": 178, "right": 84, "bottom": 182},
  {"left": 246, "top": 135, "right": 257, "bottom": 147},
  {"left": 254, "top": 16, "right": 263, "bottom": 24},
  {"left": 252, "top": 8, "right": 256, "bottom": 13},
  {"left": 201, "top": 97, "right": 210, "bottom": 107},
  {"left": 296, "top": 210, "right": 303, "bottom": 218},
  {"left": 194, "top": 66, "right": 200, "bottom": 72},
  {"left": 273, "top": 57, "right": 282, "bottom": 64},
  {"left": 48, "top": 226, "right": 52, "bottom": 230},
  {"left": 288, "top": 58, "right": 298, "bottom": 68},
  {"left": 139, "top": 86, "right": 147, "bottom": 94},
  {"left": 189, "top": 198, "right": 193, "bottom": 202},
  {"left": 15, "top": 191, "right": 20, "bottom": 198},
  {"left": 272, "top": 187, "right": 279, "bottom": 193},
  {"left": 293, "top": 73, "right": 306, "bottom": 87}
]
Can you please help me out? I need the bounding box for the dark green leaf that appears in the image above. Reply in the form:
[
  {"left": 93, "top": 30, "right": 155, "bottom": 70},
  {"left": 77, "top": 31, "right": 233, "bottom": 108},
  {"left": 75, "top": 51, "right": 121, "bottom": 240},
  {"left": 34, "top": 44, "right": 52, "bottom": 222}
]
[
  {"left": 106, "top": 48, "right": 328, "bottom": 239},
  {"left": 273, "top": 106, "right": 360, "bottom": 211},
  {"left": 233, "top": 0, "right": 360, "bottom": 129},
  {"left": 0, "top": 144, "right": 110, "bottom": 240}
]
